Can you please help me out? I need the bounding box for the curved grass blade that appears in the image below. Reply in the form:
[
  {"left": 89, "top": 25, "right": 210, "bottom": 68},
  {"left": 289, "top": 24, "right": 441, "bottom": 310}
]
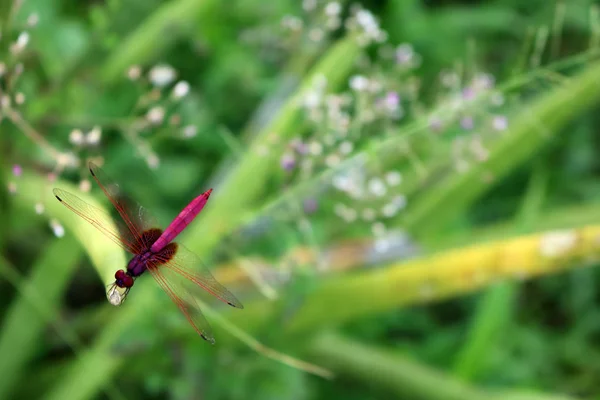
[
  {"left": 15, "top": 172, "right": 128, "bottom": 284},
  {"left": 307, "top": 331, "right": 578, "bottom": 400}
]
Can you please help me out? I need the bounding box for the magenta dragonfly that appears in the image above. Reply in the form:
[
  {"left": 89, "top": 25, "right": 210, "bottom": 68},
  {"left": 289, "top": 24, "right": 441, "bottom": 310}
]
[{"left": 53, "top": 162, "right": 243, "bottom": 344}]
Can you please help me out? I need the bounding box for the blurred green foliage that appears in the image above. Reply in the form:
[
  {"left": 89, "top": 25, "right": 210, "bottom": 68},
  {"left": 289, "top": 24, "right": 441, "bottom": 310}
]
[{"left": 2, "top": 0, "right": 600, "bottom": 399}]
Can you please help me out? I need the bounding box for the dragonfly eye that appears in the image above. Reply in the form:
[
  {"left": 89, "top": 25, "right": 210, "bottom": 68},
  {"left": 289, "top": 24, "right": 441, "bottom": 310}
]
[
  {"left": 114, "top": 269, "right": 134, "bottom": 288},
  {"left": 122, "top": 274, "right": 134, "bottom": 288}
]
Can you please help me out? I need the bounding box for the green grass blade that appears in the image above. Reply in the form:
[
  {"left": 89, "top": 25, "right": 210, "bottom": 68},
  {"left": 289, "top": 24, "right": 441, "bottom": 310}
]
[
  {"left": 308, "top": 331, "right": 483, "bottom": 400},
  {"left": 307, "top": 331, "right": 579, "bottom": 400},
  {"left": 42, "top": 221, "right": 600, "bottom": 399},
  {"left": 183, "top": 36, "right": 362, "bottom": 256},
  {"left": 403, "top": 59, "right": 600, "bottom": 236},
  {"left": 0, "top": 238, "right": 81, "bottom": 399},
  {"left": 452, "top": 160, "right": 549, "bottom": 380},
  {"left": 101, "top": 0, "right": 217, "bottom": 83},
  {"left": 43, "top": 286, "right": 157, "bottom": 400},
  {"left": 14, "top": 172, "right": 127, "bottom": 284}
]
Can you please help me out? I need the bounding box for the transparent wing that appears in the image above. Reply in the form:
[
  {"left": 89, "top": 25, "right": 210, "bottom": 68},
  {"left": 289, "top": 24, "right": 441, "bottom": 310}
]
[
  {"left": 154, "top": 244, "right": 244, "bottom": 309},
  {"left": 88, "top": 162, "right": 159, "bottom": 251},
  {"left": 53, "top": 188, "right": 137, "bottom": 254},
  {"left": 146, "top": 258, "right": 216, "bottom": 344}
]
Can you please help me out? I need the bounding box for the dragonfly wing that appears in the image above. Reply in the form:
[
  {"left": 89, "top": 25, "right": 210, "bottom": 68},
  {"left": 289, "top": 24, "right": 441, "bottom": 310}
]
[
  {"left": 146, "top": 260, "right": 215, "bottom": 344},
  {"left": 88, "top": 162, "right": 159, "bottom": 251},
  {"left": 53, "top": 188, "right": 138, "bottom": 253},
  {"left": 154, "top": 244, "right": 244, "bottom": 309}
]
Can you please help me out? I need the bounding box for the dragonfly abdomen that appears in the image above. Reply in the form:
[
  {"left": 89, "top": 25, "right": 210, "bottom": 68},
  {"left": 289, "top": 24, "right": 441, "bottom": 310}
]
[{"left": 150, "top": 189, "right": 212, "bottom": 252}]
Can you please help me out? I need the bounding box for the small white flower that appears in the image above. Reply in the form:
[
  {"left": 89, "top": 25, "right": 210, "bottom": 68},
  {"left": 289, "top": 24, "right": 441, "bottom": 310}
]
[
  {"left": 325, "top": 2, "right": 342, "bottom": 16},
  {"left": 349, "top": 75, "right": 369, "bottom": 91},
  {"left": 385, "top": 171, "right": 402, "bottom": 186},
  {"left": 382, "top": 196, "right": 407, "bottom": 218},
  {"left": 146, "top": 106, "right": 165, "bottom": 125},
  {"left": 302, "top": 0, "right": 317, "bottom": 11},
  {"left": 12, "top": 32, "right": 30, "bottom": 53},
  {"left": 304, "top": 91, "right": 321, "bottom": 109},
  {"left": 356, "top": 10, "right": 377, "bottom": 31},
  {"left": 332, "top": 174, "right": 352, "bottom": 192},
  {"left": 57, "top": 152, "right": 80, "bottom": 168},
  {"left": 492, "top": 115, "right": 508, "bottom": 131},
  {"left": 172, "top": 81, "right": 190, "bottom": 98},
  {"left": 79, "top": 179, "right": 91, "bottom": 192},
  {"left": 381, "top": 203, "right": 397, "bottom": 218},
  {"left": 368, "top": 178, "right": 386, "bottom": 197},
  {"left": 148, "top": 64, "right": 176, "bottom": 87},
  {"left": 69, "top": 129, "right": 84, "bottom": 146},
  {"left": 1, "top": 95, "right": 10, "bottom": 108},
  {"left": 86, "top": 126, "right": 102, "bottom": 145},
  {"left": 27, "top": 14, "right": 39, "bottom": 27},
  {"left": 146, "top": 153, "right": 160, "bottom": 169},
  {"left": 309, "top": 141, "right": 323, "bottom": 156},
  {"left": 127, "top": 65, "right": 142, "bottom": 80},
  {"left": 353, "top": 9, "right": 385, "bottom": 45},
  {"left": 182, "top": 125, "right": 198, "bottom": 138},
  {"left": 50, "top": 219, "right": 65, "bottom": 238},
  {"left": 35, "top": 203, "right": 45, "bottom": 215},
  {"left": 473, "top": 73, "right": 495, "bottom": 91},
  {"left": 15, "top": 93, "right": 25, "bottom": 105},
  {"left": 392, "top": 195, "right": 407, "bottom": 209}
]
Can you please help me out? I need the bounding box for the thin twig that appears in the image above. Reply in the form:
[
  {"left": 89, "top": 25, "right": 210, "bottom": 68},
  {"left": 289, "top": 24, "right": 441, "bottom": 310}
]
[
  {"left": 197, "top": 298, "right": 334, "bottom": 380},
  {"left": 3, "top": 106, "right": 63, "bottom": 161}
]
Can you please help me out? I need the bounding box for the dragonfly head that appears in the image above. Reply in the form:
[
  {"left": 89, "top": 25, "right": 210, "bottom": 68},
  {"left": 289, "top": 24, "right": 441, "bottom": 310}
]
[
  {"left": 115, "top": 269, "right": 134, "bottom": 288},
  {"left": 106, "top": 270, "right": 134, "bottom": 306}
]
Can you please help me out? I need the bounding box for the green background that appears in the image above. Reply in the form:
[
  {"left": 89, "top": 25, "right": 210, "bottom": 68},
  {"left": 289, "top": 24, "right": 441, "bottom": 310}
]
[{"left": 2, "top": 0, "right": 600, "bottom": 399}]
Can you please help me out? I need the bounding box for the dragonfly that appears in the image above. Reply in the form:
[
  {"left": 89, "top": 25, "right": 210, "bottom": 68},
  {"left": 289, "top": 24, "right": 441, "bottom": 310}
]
[{"left": 53, "top": 162, "right": 243, "bottom": 344}]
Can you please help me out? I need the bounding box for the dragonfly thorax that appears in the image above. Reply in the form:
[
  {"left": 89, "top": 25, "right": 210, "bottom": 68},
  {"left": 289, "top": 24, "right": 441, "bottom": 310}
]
[
  {"left": 127, "top": 252, "right": 152, "bottom": 277},
  {"left": 127, "top": 241, "right": 179, "bottom": 278}
]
